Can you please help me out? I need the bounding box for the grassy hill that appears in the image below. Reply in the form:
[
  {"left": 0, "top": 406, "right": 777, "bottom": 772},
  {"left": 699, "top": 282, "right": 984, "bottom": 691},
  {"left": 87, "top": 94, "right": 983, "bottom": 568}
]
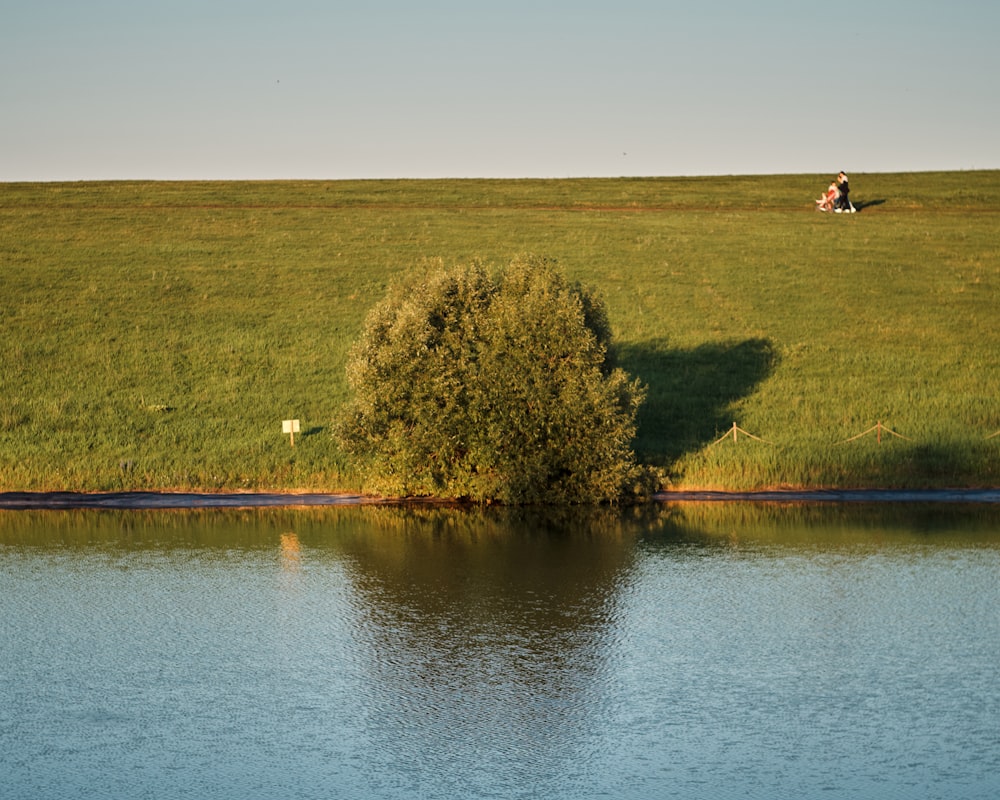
[{"left": 2, "top": 171, "right": 999, "bottom": 493}]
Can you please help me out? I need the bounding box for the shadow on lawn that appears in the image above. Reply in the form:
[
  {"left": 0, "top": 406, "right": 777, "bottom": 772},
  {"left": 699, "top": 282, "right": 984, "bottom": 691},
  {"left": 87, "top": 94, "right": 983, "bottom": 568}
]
[
  {"left": 826, "top": 441, "right": 1000, "bottom": 490},
  {"left": 617, "top": 337, "right": 778, "bottom": 464},
  {"left": 853, "top": 198, "right": 886, "bottom": 211}
]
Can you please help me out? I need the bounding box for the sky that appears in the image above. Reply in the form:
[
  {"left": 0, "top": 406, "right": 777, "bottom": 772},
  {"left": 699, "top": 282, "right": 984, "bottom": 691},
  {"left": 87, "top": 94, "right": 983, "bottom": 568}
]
[{"left": 2, "top": 0, "right": 998, "bottom": 181}]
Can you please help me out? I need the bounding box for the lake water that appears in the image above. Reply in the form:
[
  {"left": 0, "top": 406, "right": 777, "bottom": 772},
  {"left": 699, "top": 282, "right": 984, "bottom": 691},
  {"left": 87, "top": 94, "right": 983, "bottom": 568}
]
[{"left": 2, "top": 502, "right": 999, "bottom": 800}]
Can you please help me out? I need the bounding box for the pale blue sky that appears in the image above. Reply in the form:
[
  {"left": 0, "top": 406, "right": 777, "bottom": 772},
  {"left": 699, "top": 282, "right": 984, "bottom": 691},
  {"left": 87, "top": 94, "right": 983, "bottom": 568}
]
[{"left": 3, "top": 0, "right": 998, "bottom": 180}]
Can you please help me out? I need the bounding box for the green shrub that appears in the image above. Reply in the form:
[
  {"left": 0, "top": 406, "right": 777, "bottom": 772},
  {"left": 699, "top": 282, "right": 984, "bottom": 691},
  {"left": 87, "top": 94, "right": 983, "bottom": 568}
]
[{"left": 334, "top": 255, "right": 649, "bottom": 503}]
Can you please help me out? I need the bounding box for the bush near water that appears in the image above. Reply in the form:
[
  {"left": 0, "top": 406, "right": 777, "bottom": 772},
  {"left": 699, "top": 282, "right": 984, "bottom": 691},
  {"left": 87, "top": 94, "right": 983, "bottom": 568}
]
[{"left": 334, "top": 256, "right": 649, "bottom": 503}]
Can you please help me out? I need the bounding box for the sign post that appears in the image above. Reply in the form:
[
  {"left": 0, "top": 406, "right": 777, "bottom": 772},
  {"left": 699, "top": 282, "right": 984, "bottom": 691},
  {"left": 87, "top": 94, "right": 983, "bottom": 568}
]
[{"left": 282, "top": 419, "right": 300, "bottom": 447}]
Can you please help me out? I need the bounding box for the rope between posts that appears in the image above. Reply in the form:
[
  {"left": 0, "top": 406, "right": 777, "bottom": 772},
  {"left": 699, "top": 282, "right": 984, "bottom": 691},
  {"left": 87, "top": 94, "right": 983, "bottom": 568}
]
[
  {"left": 835, "top": 421, "right": 912, "bottom": 445},
  {"left": 704, "top": 421, "right": 1000, "bottom": 447},
  {"left": 709, "top": 422, "right": 774, "bottom": 447}
]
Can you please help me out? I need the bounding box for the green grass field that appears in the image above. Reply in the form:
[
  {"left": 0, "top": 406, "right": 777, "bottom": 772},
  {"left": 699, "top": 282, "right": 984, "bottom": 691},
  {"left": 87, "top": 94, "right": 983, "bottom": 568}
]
[{"left": 2, "top": 171, "right": 999, "bottom": 493}]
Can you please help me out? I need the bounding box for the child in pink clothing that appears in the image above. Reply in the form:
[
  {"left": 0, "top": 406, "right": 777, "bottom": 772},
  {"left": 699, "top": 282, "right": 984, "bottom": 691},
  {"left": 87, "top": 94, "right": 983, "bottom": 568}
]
[{"left": 815, "top": 180, "right": 840, "bottom": 212}]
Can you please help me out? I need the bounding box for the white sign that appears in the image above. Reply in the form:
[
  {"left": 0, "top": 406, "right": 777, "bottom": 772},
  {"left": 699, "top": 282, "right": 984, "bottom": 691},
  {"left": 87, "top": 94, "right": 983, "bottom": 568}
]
[{"left": 282, "top": 419, "right": 300, "bottom": 446}]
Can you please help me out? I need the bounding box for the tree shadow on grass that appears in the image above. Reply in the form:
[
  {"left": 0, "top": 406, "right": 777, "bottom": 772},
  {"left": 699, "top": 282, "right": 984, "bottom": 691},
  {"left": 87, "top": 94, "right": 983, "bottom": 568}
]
[
  {"left": 616, "top": 337, "right": 778, "bottom": 465},
  {"left": 830, "top": 441, "right": 1000, "bottom": 489}
]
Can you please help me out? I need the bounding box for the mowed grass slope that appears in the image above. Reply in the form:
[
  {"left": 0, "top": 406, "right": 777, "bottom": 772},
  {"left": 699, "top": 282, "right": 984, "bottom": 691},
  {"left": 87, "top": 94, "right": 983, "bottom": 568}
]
[{"left": 2, "top": 172, "right": 999, "bottom": 492}]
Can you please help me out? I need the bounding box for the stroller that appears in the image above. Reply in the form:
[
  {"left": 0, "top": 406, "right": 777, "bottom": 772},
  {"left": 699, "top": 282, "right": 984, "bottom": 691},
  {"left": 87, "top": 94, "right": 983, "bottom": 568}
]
[
  {"left": 816, "top": 173, "right": 856, "bottom": 213},
  {"left": 815, "top": 181, "right": 839, "bottom": 212}
]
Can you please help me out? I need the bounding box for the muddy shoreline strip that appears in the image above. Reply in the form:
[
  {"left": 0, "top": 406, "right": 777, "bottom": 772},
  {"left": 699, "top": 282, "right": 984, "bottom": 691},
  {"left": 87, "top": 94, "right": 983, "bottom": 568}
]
[
  {"left": 0, "top": 492, "right": 379, "bottom": 510},
  {"left": 656, "top": 489, "right": 1000, "bottom": 504},
  {"left": 2, "top": 489, "right": 1000, "bottom": 510}
]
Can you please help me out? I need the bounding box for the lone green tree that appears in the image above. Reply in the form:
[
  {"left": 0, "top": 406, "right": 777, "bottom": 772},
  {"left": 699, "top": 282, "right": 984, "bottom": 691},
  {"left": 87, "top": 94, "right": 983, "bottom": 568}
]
[{"left": 334, "top": 256, "right": 648, "bottom": 503}]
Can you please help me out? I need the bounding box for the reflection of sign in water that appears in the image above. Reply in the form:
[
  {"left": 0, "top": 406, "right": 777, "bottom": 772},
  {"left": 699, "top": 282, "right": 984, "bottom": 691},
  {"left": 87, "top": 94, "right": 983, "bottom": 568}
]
[
  {"left": 282, "top": 419, "right": 300, "bottom": 447},
  {"left": 280, "top": 532, "right": 301, "bottom": 572}
]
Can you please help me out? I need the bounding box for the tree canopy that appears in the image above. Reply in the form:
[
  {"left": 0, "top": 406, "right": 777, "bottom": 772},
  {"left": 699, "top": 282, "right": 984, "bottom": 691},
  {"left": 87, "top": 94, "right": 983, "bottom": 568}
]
[{"left": 334, "top": 256, "right": 649, "bottom": 503}]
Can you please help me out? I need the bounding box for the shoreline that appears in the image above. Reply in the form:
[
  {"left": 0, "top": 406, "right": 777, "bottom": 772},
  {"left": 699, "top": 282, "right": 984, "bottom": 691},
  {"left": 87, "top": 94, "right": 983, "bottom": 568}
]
[{"left": 2, "top": 488, "right": 1000, "bottom": 510}]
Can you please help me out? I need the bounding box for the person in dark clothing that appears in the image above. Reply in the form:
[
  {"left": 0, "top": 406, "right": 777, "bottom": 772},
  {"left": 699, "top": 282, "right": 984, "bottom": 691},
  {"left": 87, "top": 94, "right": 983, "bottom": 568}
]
[{"left": 835, "top": 171, "right": 855, "bottom": 212}]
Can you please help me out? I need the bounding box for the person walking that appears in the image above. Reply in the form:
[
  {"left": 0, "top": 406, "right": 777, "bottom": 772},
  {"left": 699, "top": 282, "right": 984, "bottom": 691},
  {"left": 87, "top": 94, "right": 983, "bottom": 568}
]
[{"left": 835, "top": 171, "right": 855, "bottom": 213}]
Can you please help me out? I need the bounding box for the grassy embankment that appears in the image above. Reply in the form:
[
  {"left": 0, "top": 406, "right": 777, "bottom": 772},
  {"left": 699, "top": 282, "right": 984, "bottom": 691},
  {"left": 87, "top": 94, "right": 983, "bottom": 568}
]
[{"left": 2, "top": 172, "right": 999, "bottom": 493}]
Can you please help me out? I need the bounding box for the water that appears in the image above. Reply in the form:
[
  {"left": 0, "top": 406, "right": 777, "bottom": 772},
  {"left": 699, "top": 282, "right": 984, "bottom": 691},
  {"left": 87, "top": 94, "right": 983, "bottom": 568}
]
[{"left": 2, "top": 503, "right": 999, "bottom": 799}]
